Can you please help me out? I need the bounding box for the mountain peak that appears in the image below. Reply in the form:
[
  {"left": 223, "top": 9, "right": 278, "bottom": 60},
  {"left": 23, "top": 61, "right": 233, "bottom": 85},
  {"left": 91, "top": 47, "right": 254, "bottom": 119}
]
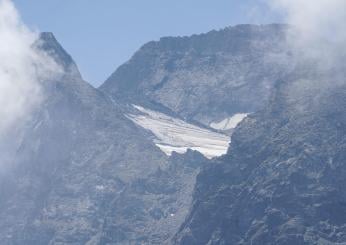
[
  {"left": 37, "top": 32, "right": 82, "bottom": 79},
  {"left": 39, "top": 32, "right": 56, "bottom": 41}
]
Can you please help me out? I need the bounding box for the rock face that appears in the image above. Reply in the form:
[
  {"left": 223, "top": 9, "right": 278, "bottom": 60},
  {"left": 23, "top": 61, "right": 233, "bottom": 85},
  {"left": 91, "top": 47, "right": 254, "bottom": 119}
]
[
  {"left": 100, "top": 150, "right": 208, "bottom": 244},
  {"left": 0, "top": 33, "right": 203, "bottom": 245},
  {"left": 3, "top": 24, "right": 345, "bottom": 245},
  {"left": 101, "top": 24, "right": 290, "bottom": 126},
  {"left": 174, "top": 57, "right": 346, "bottom": 244}
]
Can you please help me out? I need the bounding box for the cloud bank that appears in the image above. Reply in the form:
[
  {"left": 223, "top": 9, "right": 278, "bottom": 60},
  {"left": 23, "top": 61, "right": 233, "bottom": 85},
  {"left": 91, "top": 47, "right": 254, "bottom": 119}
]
[
  {"left": 0, "top": 0, "right": 59, "bottom": 138},
  {"left": 267, "top": 0, "right": 346, "bottom": 60}
]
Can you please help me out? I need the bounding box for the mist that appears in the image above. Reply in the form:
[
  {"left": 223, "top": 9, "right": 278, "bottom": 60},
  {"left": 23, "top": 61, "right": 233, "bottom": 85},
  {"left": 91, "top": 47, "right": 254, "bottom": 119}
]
[
  {"left": 267, "top": 0, "right": 346, "bottom": 64},
  {"left": 0, "top": 0, "right": 61, "bottom": 168},
  {"left": 0, "top": 0, "right": 59, "bottom": 138}
]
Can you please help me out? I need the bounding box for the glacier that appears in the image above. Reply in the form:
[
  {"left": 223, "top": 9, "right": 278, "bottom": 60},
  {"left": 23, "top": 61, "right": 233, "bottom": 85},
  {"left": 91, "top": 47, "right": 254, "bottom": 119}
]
[{"left": 127, "top": 105, "right": 231, "bottom": 159}]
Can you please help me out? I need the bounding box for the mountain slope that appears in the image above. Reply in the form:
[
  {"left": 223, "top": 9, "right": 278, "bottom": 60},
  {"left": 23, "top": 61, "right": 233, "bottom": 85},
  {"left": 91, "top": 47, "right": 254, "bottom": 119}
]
[
  {"left": 101, "top": 24, "right": 290, "bottom": 128},
  {"left": 174, "top": 58, "right": 346, "bottom": 244},
  {"left": 0, "top": 33, "right": 200, "bottom": 245}
]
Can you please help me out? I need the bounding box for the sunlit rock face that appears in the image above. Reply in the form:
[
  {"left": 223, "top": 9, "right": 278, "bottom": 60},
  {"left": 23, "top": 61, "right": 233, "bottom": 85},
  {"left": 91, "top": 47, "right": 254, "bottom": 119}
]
[{"left": 101, "top": 24, "right": 290, "bottom": 127}]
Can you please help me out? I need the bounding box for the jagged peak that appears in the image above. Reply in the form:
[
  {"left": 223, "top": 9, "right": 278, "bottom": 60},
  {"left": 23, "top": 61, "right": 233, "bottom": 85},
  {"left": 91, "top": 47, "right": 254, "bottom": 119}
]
[
  {"left": 39, "top": 32, "right": 57, "bottom": 41},
  {"left": 36, "top": 32, "right": 82, "bottom": 79}
]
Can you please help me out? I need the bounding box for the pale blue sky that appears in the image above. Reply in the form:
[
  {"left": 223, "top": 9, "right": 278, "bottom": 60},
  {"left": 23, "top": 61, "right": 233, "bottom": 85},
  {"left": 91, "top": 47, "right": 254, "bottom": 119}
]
[{"left": 13, "top": 0, "right": 282, "bottom": 86}]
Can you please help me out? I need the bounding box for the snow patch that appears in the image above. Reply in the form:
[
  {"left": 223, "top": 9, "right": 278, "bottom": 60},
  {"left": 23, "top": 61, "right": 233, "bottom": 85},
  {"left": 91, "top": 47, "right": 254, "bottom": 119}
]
[
  {"left": 210, "top": 113, "right": 248, "bottom": 131},
  {"left": 127, "top": 105, "right": 230, "bottom": 159},
  {"left": 95, "top": 185, "right": 105, "bottom": 191}
]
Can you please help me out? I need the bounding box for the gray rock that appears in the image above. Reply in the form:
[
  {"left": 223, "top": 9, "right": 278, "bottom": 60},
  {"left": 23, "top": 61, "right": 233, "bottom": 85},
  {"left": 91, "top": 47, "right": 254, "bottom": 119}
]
[
  {"left": 101, "top": 24, "right": 290, "bottom": 126},
  {"left": 0, "top": 33, "right": 189, "bottom": 245},
  {"left": 174, "top": 56, "right": 346, "bottom": 244}
]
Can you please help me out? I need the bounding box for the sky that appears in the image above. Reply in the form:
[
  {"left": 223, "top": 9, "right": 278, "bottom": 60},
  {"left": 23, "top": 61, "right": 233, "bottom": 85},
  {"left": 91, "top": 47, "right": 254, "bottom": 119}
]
[{"left": 12, "top": 0, "right": 282, "bottom": 87}]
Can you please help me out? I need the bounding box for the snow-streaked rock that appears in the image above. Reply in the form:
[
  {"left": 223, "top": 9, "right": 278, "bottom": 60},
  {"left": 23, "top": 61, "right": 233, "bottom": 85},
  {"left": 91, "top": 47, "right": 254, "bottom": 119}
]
[{"left": 127, "top": 105, "right": 230, "bottom": 159}]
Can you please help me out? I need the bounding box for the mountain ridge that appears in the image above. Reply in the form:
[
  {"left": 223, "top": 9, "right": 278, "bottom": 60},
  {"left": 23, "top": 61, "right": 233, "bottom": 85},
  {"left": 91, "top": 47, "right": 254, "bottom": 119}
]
[{"left": 100, "top": 24, "right": 290, "bottom": 130}]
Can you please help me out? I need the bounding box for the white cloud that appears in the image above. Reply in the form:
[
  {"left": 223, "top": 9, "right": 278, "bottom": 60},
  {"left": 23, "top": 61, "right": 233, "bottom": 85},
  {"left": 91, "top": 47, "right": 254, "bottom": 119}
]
[
  {"left": 267, "top": 0, "right": 346, "bottom": 59},
  {"left": 0, "top": 0, "right": 60, "bottom": 138}
]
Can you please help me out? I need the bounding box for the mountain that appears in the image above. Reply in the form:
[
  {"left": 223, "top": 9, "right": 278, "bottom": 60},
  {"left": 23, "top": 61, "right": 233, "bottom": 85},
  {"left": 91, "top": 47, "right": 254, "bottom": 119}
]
[
  {"left": 174, "top": 57, "right": 346, "bottom": 244},
  {"left": 2, "top": 23, "right": 344, "bottom": 245},
  {"left": 0, "top": 33, "right": 202, "bottom": 244},
  {"left": 101, "top": 24, "right": 290, "bottom": 130}
]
